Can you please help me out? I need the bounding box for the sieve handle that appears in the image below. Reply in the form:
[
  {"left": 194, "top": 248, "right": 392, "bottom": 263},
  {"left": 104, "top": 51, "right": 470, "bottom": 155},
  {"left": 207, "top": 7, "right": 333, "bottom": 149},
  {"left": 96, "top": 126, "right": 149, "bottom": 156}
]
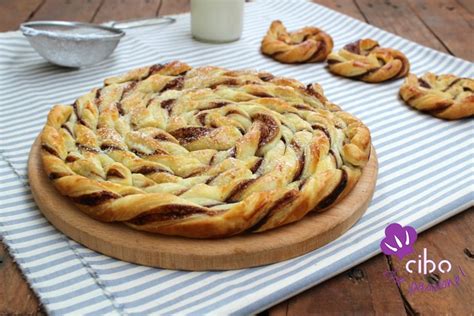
[{"left": 109, "top": 17, "right": 176, "bottom": 30}]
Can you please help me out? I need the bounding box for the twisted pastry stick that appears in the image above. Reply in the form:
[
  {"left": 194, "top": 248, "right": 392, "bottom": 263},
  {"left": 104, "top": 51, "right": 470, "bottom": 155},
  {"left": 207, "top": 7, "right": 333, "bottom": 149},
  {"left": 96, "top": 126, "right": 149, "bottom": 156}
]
[
  {"left": 261, "top": 20, "right": 333, "bottom": 63},
  {"left": 40, "top": 61, "right": 371, "bottom": 238},
  {"left": 400, "top": 73, "right": 474, "bottom": 120},
  {"left": 327, "top": 39, "right": 410, "bottom": 83}
]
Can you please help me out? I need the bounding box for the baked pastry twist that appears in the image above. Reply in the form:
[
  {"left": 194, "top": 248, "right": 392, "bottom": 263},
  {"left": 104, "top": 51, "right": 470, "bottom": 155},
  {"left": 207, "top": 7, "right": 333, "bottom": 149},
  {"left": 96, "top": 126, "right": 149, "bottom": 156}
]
[
  {"left": 400, "top": 73, "right": 474, "bottom": 120},
  {"left": 327, "top": 39, "right": 410, "bottom": 83},
  {"left": 261, "top": 20, "right": 333, "bottom": 63},
  {"left": 40, "top": 61, "right": 371, "bottom": 238}
]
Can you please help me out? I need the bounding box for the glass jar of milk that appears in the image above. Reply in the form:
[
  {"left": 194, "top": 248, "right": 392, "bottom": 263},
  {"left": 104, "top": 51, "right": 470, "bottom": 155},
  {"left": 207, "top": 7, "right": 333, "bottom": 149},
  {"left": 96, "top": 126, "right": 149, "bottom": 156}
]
[{"left": 191, "top": 0, "right": 244, "bottom": 43}]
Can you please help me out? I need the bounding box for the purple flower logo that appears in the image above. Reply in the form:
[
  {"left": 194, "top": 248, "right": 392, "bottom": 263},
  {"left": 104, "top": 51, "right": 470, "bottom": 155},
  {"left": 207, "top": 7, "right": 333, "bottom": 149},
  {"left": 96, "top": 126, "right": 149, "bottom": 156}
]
[{"left": 380, "top": 223, "right": 417, "bottom": 259}]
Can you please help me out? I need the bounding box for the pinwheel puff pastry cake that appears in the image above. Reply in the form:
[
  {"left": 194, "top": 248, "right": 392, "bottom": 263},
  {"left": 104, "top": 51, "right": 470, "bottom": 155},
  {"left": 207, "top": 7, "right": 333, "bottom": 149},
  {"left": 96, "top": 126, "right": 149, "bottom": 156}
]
[{"left": 40, "top": 61, "right": 371, "bottom": 238}]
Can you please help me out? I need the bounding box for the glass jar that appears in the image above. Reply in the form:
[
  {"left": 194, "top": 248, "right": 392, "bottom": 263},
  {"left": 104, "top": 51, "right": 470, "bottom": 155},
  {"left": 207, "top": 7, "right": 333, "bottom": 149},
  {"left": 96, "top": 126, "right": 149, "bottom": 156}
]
[{"left": 191, "top": 0, "right": 244, "bottom": 43}]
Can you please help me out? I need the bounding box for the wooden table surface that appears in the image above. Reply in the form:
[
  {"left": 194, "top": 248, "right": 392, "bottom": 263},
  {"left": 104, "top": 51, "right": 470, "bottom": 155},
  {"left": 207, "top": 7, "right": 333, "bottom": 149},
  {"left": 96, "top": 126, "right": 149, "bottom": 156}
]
[{"left": 0, "top": 0, "right": 472, "bottom": 315}]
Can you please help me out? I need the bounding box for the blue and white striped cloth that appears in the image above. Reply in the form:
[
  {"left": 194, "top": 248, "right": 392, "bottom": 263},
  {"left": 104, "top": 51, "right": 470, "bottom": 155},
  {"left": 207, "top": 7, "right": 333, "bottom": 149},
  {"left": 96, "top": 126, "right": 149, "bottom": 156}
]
[{"left": 0, "top": 1, "right": 472, "bottom": 314}]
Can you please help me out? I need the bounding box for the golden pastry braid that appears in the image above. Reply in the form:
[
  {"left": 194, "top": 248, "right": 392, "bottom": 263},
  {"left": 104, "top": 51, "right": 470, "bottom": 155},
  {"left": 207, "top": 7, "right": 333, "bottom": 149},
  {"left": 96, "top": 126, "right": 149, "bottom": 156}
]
[
  {"left": 40, "top": 61, "right": 371, "bottom": 238},
  {"left": 400, "top": 73, "right": 474, "bottom": 120},
  {"left": 327, "top": 39, "right": 410, "bottom": 83},
  {"left": 261, "top": 20, "right": 333, "bottom": 63}
]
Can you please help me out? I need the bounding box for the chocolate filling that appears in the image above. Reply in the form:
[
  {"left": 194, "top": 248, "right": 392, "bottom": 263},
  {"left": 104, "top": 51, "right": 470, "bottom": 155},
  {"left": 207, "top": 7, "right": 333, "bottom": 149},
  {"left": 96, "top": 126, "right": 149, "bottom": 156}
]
[
  {"left": 116, "top": 102, "right": 125, "bottom": 115},
  {"left": 65, "top": 155, "right": 78, "bottom": 163},
  {"left": 133, "top": 165, "right": 170, "bottom": 175},
  {"left": 250, "top": 91, "right": 273, "bottom": 98},
  {"left": 204, "top": 101, "right": 229, "bottom": 110},
  {"left": 131, "top": 148, "right": 167, "bottom": 157},
  {"left": 226, "top": 179, "right": 255, "bottom": 202},
  {"left": 250, "top": 158, "right": 263, "bottom": 173},
  {"left": 376, "top": 57, "right": 386, "bottom": 66},
  {"left": 343, "top": 40, "right": 361, "bottom": 55},
  {"left": 305, "top": 84, "right": 326, "bottom": 103},
  {"left": 209, "top": 153, "right": 217, "bottom": 165},
  {"left": 442, "top": 78, "right": 461, "bottom": 92},
  {"left": 225, "top": 110, "right": 241, "bottom": 116},
  {"left": 253, "top": 113, "right": 279, "bottom": 147},
  {"left": 162, "top": 77, "right": 184, "bottom": 92},
  {"left": 428, "top": 101, "right": 453, "bottom": 113},
  {"left": 77, "top": 144, "right": 100, "bottom": 153},
  {"left": 205, "top": 174, "right": 218, "bottom": 185},
  {"left": 270, "top": 51, "right": 286, "bottom": 58},
  {"left": 295, "top": 156, "right": 306, "bottom": 181},
  {"left": 298, "top": 178, "right": 307, "bottom": 190},
  {"left": 41, "top": 144, "right": 59, "bottom": 157},
  {"left": 145, "top": 64, "right": 164, "bottom": 79},
  {"left": 294, "top": 104, "right": 315, "bottom": 112},
  {"left": 106, "top": 169, "right": 125, "bottom": 179},
  {"left": 61, "top": 124, "right": 74, "bottom": 136},
  {"left": 100, "top": 144, "right": 123, "bottom": 152},
  {"left": 129, "top": 204, "right": 215, "bottom": 225},
  {"left": 309, "top": 40, "right": 326, "bottom": 60},
  {"left": 249, "top": 190, "right": 299, "bottom": 231},
  {"left": 71, "top": 191, "right": 119, "bottom": 206},
  {"left": 170, "top": 127, "right": 212, "bottom": 144},
  {"left": 72, "top": 102, "right": 87, "bottom": 127},
  {"left": 209, "top": 78, "right": 240, "bottom": 89},
  {"left": 95, "top": 89, "right": 102, "bottom": 106},
  {"left": 312, "top": 125, "right": 331, "bottom": 142},
  {"left": 122, "top": 81, "right": 137, "bottom": 97},
  {"left": 196, "top": 112, "right": 207, "bottom": 125},
  {"left": 160, "top": 99, "right": 176, "bottom": 114},
  {"left": 48, "top": 172, "right": 63, "bottom": 180},
  {"left": 327, "top": 58, "right": 340, "bottom": 65},
  {"left": 290, "top": 140, "right": 305, "bottom": 181},
  {"left": 145, "top": 98, "right": 155, "bottom": 108},
  {"left": 259, "top": 73, "right": 274, "bottom": 82},
  {"left": 316, "top": 169, "right": 348, "bottom": 210},
  {"left": 329, "top": 149, "right": 339, "bottom": 168},
  {"left": 153, "top": 133, "right": 174, "bottom": 142}
]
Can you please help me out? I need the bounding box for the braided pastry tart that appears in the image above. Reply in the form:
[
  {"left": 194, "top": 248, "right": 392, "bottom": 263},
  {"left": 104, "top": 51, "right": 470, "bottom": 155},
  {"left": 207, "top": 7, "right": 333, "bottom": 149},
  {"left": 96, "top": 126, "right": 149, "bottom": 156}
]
[
  {"left": 261, "top": 20, "right": 333, "bottom": 63},
  {"left": 327, "top": 39, "right": 410, "bottom": 83},
  {"left": 400, "top": 73, "right": 474, "bottom": 120},
  {"left": 40, "top": 61, "right": 371, "bottom": 238}
]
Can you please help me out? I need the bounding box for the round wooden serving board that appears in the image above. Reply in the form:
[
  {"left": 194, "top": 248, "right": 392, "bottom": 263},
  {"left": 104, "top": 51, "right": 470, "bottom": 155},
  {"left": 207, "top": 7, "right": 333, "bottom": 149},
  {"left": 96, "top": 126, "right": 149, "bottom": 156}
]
[{"left": 28, "top": 137, "right": 377, "bottom": 270}]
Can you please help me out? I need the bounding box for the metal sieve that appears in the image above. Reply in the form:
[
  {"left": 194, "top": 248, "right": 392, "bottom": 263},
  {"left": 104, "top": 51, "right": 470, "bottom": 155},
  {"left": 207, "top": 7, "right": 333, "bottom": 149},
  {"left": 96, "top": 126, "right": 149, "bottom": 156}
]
[{"left": 20, "top": 17, "right": 175, "bottom": 68}]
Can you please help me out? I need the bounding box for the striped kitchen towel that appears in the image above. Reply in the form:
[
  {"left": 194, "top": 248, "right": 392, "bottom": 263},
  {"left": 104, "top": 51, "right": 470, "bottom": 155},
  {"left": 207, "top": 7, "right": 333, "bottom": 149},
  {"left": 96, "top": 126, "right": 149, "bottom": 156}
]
[{"left": 0, "top": 0, "right": 472, "bottom": 314}]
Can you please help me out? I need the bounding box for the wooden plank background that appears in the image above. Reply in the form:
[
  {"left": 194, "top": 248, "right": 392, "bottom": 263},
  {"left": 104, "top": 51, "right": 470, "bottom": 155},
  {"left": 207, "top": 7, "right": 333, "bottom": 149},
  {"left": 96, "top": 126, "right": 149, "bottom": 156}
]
[{"left": 0, "top": 0, "right": 472, "bottom": 314}]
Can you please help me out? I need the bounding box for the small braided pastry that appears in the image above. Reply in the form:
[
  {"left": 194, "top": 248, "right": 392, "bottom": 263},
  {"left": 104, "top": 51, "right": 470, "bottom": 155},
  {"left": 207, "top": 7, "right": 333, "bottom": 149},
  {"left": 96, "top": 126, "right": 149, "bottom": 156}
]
[
  {"left": 40, "top": 61, "right": 371, "bottom": 238},
  {"left": 327, "top": 39, "right": 410, "bottom": 83},
  {"left": 400, "top": 73, "right": 474, "bottom": 120},
  {"left": 261, "top": 20, "right": 333, "bottom": 63}
]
